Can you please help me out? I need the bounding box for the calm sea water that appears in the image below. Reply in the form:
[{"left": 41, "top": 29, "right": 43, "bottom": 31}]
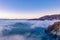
[{"left": 0, "top": 19, "right": 60, "bottom": 40}]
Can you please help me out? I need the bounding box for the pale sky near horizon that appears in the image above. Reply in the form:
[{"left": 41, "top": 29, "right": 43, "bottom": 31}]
[{"left": 0, "top": 0, "right": 60, "bottom": 19}]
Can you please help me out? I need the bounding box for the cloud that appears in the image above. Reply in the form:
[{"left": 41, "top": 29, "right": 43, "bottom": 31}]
[{"left": 2, "top": 22, "right": 31, "bottom": 35}]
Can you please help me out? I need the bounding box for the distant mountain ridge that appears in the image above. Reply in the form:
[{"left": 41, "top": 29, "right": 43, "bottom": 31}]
[
  {"left": 29, "top": 14, "right": 60, "bottom": 20},
  {"left": 39, "top": 14, "right": 60, "bottom": 20}
]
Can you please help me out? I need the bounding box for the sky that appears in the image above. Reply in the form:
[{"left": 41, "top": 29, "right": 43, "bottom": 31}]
[{"left": 0, "top": 0, "right": 60, "bottom": 19}]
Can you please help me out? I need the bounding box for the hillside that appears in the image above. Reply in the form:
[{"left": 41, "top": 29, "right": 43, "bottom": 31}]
[{"left": 39, "top": 14, "right": 60, "bottom": 20}]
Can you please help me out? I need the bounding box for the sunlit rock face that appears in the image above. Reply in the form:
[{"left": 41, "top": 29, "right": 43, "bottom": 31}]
[{"left": 45, "top": 22, "right": 60, "bottom": 36}]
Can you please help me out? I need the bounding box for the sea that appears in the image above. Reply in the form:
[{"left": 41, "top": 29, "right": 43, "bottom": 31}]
[{"left": 0, "top": 19, "right": 60, "bottom": 40}]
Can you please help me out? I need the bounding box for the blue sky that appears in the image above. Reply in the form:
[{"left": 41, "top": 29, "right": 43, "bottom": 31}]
[{"left": 0, "top": 0, "right": 60, "bottom": 19}]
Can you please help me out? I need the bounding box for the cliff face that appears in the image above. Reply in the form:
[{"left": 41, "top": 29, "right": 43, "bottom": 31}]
[
  {"left": 45, "top": 22, "right": 60, "bottom": 36},
  {"left": 39, "top": 15, "right": 60, "bottom": 20}
]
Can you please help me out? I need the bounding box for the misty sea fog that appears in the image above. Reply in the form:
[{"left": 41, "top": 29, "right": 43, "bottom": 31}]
[
  {"left": 0, "top": 0, "right": 60, "bottom": 40},
  {"left": 0, "top": 19, "right": 60, "bottom": 40}
]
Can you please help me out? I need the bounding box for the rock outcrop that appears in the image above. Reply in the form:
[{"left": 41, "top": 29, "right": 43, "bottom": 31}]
[
  {"left": 45, "top": 22, "right": 60, "bottom": 36},
  {"left": 45, "top": 22, "right": 60, "bottom": 40}
]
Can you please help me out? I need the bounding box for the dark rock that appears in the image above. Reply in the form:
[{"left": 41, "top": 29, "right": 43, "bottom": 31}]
[{"left": 45, "top": 22, "right": 60, "bottom": 40}]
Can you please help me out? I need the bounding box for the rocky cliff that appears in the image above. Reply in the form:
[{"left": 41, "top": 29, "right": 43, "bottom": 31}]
[{"left": 45, "top": 22, "right": 60, "bottom": 36}]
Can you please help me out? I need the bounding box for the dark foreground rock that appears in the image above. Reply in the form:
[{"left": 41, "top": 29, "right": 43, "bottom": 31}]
[{"left": 45, "top": 22, "right": 60, "bottom": 40}]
